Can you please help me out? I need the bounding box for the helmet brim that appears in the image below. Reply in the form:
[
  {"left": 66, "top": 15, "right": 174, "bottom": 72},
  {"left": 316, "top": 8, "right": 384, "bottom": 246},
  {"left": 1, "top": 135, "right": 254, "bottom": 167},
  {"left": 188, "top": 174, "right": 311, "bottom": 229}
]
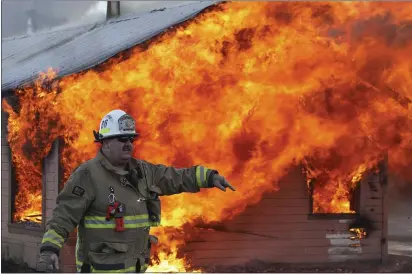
[{"left": 94, "top": 132, "right": 139, "bottom": 143}]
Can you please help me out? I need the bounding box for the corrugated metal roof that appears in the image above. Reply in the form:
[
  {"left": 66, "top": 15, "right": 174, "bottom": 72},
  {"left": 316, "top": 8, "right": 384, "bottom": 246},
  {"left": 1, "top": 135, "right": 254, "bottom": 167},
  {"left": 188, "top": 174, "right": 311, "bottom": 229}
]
[{"left": 2, "top": 1, "right": 219, "bottom": 91}]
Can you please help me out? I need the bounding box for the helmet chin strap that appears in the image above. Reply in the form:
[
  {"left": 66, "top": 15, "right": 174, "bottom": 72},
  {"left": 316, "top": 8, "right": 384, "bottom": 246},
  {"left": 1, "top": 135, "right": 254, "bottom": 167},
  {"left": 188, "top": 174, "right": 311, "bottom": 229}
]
[{"left": 93, "top": 130, "right": 104, "bottom": 143}]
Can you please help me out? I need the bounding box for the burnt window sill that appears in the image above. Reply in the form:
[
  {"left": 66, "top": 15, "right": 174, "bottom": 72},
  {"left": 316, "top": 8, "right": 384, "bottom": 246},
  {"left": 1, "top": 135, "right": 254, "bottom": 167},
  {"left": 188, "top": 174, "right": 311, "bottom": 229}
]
[
  {"left": 8, "top": 223, "right": 45, "bottom": 237},
  {"left": 308, "top": 213, "right": 359, "bottom": 220}
]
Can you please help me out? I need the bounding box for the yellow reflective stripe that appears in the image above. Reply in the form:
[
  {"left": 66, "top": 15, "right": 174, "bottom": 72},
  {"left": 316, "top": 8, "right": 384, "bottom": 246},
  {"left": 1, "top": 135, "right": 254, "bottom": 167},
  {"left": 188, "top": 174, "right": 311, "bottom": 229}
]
[
  {"left": 84, "top": 214, "right": 150, "bottom": 228},
  {"left": 85, "top": 223, "right": 115, "bottom": 229},
  {"left": 48, "top": 229, "right": 64, "bottom": 241},
  {"left": 84, "top": 215, "right": 148, "bottom": 221},
  {"left": 75, "top": 229, "right": 83, "bottom": 272},
  {"left": 84, "top": 216, "right": 106, "bottom": 221},
  {"left": 91, "top": 266, "right": 135, "bottom": 273},
  {"left": 41, "top": 238, "right": 62, "bottom": 248},
  {"left": 126, "top": 222, "right": 150, "bottom": 228},
  {"left": 85, "top": 222, "right": 150, "bottom": 229},
  {"left": 42, "top": 229, "right": 64, "bottom": 248},
  {"left": 196, "top": 166, "right": 209, "bottom": 188},
  {"left": 149, "top": 222, "right": 161, "bottom": 227},
  {"left": 196, "top": 166, "right": 202, "bottom": 188},
  {"left": 125, "top": 215, "right": 149, "bottom": 220}
]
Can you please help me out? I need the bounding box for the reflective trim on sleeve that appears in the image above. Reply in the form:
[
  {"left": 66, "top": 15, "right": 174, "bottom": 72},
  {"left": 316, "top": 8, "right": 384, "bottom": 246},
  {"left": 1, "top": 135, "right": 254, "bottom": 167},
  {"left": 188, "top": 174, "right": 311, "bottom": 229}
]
[
  {"left": 149, "top": 221, "right": 161, "bottom": 227},
  {"left": 75, "top": 229, "right": 84, "bottom": 273},
  {"left": 149, "top": 214, "right": 161, "bottom": 227},
  {"left": 84, "top": 215, "right": 149, "bottom": 229},
  {"left": 196, "top": 166, "right": 209, "bottom": 188},
  {"left": 41, "top": 229, "right": 65, "bottom": 248}
]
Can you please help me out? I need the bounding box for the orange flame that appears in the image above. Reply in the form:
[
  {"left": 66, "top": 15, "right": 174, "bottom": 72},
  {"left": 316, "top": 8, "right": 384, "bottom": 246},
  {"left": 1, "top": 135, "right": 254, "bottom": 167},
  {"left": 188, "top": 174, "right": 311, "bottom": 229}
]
[
  {"left": 349, "top": 227, "right": 368, "bottom": 240},
  {"left": 3, "top": 1, "right": 412, "bottom": 269},
  {"left": 147, "top": 248, "right": 201, "bottom": 273},
  {"left": 304, "top": 160, "right": 373, "bottom": 214},
  {"left": 146, "top": 227, "right": 201, "bottom": 272}
]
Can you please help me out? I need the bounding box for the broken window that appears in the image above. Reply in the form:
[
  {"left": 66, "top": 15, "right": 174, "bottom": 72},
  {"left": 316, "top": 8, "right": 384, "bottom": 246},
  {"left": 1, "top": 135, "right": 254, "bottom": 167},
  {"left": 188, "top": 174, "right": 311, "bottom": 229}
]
[
  {"left": 307, "top": 176, "right": 361, "bottom": 215},
  {"left": 302, "top": 160, "right": 361, "bottom": 218},
  {"left": 9, "top": 149, "right": 45, "bottom": 229},
  {"left": 8, "top": 136, "right": 61, "bottom": 236}
]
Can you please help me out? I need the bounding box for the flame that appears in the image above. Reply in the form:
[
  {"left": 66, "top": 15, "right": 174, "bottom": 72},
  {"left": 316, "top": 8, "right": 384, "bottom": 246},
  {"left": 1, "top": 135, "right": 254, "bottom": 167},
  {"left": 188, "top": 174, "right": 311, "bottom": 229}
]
[
  {"left": 3, "top": 69, "right": 60, "bottom": 223},
  {"left": 3, "top": 1, "right": 412, "bottom": 269},
  {"left": 349, "top": 227, "right": 367, "bottom": 240},
  {"left": 145, "top": 227, "right": 201, "bottom": 272},
  {"left": 304, "top": 161, "right": 372, "bottom": 213},
  {"left": 147, "top": 249, "right": 201, "bottom": 273}
]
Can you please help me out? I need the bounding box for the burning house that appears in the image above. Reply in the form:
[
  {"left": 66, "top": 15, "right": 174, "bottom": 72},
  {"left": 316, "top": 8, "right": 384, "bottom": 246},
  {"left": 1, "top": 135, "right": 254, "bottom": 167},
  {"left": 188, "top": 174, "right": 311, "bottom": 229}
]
[{"left": 2, "top": 1, "right": 411, "bottom": 272}]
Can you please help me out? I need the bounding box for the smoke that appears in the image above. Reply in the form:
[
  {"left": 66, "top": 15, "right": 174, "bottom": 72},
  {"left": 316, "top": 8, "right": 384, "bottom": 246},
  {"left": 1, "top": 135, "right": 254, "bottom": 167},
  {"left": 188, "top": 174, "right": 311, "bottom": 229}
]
[
  {"left": 2, "top": 1, "right": 195, "bottom": 38},
  {"left": 80, "top": 1, "right": 107, "bottom": 25},
  {"left": 1, "top": 0, "right": 95, "bottom": 37},
  {"left": 120, "top": 1, "right": 197, "bottom": 15}
]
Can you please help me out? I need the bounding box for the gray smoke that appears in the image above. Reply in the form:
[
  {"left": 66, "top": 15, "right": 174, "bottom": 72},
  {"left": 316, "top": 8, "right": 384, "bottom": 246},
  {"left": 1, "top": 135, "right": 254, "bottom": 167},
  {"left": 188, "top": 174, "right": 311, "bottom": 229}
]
[{"left": 2, "top": 1, "right": 193, "bottom": 38}]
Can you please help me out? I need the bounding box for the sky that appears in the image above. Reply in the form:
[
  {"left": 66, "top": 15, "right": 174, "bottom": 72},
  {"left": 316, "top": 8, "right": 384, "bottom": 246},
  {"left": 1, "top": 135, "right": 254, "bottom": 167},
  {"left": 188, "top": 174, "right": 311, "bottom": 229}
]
[{"left": 1, "top": 1, "right": 193, "bottom": 38}]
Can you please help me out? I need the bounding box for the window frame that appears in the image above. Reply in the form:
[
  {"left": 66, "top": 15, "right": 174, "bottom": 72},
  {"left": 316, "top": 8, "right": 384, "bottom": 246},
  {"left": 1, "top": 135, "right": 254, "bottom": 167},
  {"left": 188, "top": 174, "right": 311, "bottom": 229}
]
[
  {"left": 306, "top": 174, "right": 362, "bottom": 220},
  {"left": 7, "top": 151, "right": 46, "bottom": 236},
  {"left": 6, "top": 132, "right": 62, "bottom": 237}
]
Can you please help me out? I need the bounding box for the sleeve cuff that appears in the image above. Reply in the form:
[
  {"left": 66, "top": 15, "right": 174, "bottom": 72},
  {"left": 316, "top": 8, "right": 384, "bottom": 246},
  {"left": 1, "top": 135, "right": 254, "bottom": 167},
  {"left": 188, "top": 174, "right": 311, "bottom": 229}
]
[
  {"left": 195, "top": 166, "right": 218, "bottom": 188},
  {"left": 40, "top": 246, "right": 60, "bottom": 256}
]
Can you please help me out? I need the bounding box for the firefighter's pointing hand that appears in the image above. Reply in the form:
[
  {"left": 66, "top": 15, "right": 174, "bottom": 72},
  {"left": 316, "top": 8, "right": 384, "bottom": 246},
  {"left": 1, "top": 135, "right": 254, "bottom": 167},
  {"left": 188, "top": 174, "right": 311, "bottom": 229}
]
[{"left": 213, "top": 174, "right": 236, "bottom": 192}]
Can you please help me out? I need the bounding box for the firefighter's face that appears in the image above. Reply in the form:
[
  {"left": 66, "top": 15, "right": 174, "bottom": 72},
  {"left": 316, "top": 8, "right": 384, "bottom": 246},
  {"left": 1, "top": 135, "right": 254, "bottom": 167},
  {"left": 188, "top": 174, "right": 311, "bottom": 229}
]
[{"left": 103, "top": 136, "right": 135, "bottom": 166}]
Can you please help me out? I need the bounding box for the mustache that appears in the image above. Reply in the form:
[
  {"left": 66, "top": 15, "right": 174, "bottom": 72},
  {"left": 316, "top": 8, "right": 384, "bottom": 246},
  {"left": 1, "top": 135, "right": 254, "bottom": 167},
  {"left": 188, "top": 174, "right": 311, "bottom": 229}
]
[{"left": 123, "top": 144, "right": 132, "bottom": 151}]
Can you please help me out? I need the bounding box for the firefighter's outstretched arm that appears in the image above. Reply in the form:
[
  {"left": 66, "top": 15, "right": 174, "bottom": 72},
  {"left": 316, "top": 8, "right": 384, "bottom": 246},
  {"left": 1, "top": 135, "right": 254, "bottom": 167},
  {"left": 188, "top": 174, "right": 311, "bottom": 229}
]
[
  {"left": 146, "top": 162, "right": 236, "bottom": 195},
  {"left": 37, "top": 168, "right": 95, "bottom": 272}
]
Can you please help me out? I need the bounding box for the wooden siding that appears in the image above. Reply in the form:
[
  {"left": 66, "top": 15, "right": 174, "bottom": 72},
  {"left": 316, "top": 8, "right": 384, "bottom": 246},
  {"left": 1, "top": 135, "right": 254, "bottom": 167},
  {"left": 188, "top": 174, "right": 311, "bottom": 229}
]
[
  {"left": 184, "top": 165, "right": 386, "bottom": 267},
  {"left": 1, "top": 110, "right": 61, "bottom": 268}
]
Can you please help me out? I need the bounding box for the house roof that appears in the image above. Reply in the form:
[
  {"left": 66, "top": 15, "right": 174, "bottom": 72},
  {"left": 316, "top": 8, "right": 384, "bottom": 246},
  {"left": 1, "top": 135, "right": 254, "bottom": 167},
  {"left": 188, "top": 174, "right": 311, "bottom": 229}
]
[{"left": 2, "top": 1, "right": 219, "bottom": 91}]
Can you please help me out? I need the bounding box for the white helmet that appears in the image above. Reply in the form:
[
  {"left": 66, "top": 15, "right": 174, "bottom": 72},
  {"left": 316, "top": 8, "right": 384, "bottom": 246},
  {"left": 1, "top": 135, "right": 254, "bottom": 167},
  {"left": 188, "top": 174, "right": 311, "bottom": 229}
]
[{"left": 93, "top": 109, "right": 139, "bottom": 142}]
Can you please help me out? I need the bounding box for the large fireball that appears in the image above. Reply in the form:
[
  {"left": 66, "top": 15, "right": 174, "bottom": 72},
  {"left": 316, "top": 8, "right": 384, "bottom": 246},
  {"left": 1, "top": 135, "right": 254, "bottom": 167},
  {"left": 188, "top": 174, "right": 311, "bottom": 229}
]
[{"left": 3, "top": 1, "right": 412, "bottom": 271}]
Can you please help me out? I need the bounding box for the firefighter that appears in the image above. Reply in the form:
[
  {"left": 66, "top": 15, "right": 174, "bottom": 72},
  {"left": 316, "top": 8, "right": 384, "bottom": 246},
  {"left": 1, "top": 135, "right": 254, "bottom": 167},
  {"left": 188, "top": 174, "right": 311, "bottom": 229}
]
[{"left": 36, "top": 109, "right": 235, "bottom": 273}]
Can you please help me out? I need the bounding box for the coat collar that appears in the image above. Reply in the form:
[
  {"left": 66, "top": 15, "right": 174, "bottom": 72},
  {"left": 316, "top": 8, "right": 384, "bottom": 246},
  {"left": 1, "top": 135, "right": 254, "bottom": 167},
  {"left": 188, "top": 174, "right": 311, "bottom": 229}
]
[{"left": 96, "top": 150, "right": 129, "bottom": 176}]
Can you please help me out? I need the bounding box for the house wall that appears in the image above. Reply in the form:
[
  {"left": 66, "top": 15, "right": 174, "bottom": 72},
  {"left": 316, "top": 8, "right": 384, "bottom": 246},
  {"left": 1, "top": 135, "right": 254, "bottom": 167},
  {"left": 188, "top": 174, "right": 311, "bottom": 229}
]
[
  {"left": 1, "top": 108, "right": 60, "bottom": 269},
  {"left": 184, "top": 164, "right": 387, "bottom": 267},
  {"left": 1, "top": 105, "right": 387, "bottom": 270}
]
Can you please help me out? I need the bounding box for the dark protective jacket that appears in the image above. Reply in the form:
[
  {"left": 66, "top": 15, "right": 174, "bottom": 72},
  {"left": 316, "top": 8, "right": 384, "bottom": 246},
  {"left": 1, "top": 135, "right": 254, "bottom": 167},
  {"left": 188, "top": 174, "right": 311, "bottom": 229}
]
[{"left": 39, "top": 151, "right": 217, "bottom": 273}]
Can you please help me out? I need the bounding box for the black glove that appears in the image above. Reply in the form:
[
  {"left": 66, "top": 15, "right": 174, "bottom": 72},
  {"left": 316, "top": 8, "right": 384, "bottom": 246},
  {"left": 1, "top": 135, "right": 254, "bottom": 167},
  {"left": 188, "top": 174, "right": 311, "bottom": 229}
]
[{"left": 212, "top": 174, "right": 236, "bottom": 192}]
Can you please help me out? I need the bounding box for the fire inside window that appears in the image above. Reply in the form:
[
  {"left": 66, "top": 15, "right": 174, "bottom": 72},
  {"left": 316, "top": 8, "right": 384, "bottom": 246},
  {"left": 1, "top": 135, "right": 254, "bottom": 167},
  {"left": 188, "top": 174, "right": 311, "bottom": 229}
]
[
  {"left": 9, "top": 136, "right": 63, "bottom": 228},
  {"left": 303, "top": 164, "right": 361, "bottom": 217},
  {"left": 10, "top": 158, "right": 43, "bottom": 227}
]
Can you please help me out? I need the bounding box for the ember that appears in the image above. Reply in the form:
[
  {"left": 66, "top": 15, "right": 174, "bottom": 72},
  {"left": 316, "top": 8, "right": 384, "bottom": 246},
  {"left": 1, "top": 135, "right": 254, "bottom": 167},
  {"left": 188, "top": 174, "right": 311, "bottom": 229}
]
[
  {"left": 22, "top": 214, "right": 42, "bottom": 224},
  {"left": 349, "top": 228, "right": 367, "bottom": 240},
  {"left": 2, "top": 0, "right": 412, "bottom": 270},
  {"left": 349, "top": 215, "right": 375, "bottom": 239}
]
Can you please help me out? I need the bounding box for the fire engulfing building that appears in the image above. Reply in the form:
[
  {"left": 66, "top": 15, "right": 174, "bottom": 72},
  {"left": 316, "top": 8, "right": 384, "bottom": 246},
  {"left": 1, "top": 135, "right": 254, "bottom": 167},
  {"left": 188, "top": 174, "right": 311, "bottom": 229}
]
[{"left": 5, "top": 1, "right": 409, "bottom": 272}]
